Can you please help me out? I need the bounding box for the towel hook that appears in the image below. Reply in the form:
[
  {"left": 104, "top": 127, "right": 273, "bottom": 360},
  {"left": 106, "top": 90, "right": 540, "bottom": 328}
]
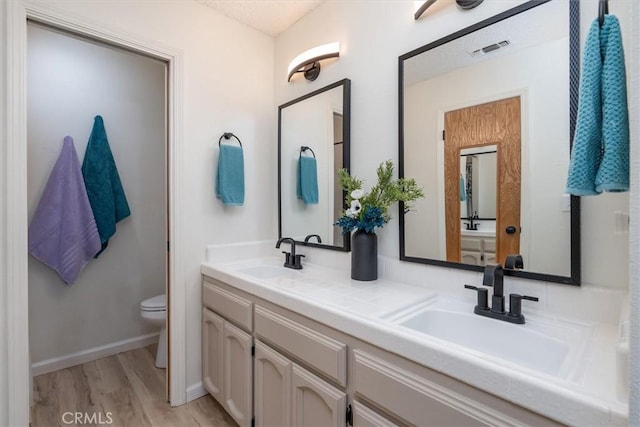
[
  {"left": 598, "top": 0, "right": 608, "bottom": 27},
  {"left": 300, "top": 146, "right": 316, "bottom": 158},
  {"left": 218, "top": 132, "right": 243, "bottom": 147}
]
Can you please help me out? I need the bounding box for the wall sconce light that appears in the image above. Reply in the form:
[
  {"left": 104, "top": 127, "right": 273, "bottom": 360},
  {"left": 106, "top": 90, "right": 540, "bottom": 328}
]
[
  {"left": 415, "top": 0, "right": 484, "bottom": 20},
  {"left": 287, "top": 42, "right": 340, "bottom": 82},
  {"left": 414, "top": 0, "right": 438, "bottom": 20}
]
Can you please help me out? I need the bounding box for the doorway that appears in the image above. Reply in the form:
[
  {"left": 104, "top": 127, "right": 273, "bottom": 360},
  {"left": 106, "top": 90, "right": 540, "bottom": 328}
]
[
  {"left": 26, "top": 20, "right": 170, "bottom": 400},
  {"left": 5, "top": 5, "right": 186, "bottom": 422},
  {"left": 444, "top": 96, "right": 521, "bottom": 266}
]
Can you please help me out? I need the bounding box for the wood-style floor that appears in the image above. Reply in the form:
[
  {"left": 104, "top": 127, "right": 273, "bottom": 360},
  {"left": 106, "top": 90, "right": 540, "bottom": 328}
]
[{"left": 31, "top": 344, "right": 237, "bottom": 427}]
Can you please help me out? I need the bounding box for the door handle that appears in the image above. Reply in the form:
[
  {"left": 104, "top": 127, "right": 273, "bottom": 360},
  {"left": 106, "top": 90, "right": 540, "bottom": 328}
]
[{"left": 505, "top": 226, "right": 517, "bottom": 234}]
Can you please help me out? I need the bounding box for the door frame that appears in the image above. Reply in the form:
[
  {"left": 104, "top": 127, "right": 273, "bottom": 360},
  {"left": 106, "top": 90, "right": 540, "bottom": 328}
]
[
  {"left": 4, "top": 2, "right": 187, "bottom": 424},
  {"left": 442, "top": 96, "right": 522, "bottom": 265}
]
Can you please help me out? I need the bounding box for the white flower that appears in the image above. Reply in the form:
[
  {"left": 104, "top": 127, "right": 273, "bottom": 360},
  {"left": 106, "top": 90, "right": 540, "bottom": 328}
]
[
  {"left": 345, "top": 200, "right": 362, "bottom": 218},
  {"left": 350, "top": 189, "right": 364, "bottom": 200}
]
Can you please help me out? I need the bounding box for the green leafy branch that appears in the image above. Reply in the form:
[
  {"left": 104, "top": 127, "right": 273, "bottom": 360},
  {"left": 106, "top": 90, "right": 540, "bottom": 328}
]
[{"left": 336, "top": 160, "right": 424, "bottom": 223}]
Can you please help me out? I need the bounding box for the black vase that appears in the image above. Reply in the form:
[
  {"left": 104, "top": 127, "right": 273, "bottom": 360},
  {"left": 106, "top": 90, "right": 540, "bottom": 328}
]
[{"left": 351, "top": 229, "right": 378, "bottom": 281}]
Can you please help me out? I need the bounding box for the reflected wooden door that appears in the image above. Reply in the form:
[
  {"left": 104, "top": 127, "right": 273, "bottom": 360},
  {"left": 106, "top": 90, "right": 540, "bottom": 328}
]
[{"left": 444, "top": 97, "right": 521, "bottom": 265}]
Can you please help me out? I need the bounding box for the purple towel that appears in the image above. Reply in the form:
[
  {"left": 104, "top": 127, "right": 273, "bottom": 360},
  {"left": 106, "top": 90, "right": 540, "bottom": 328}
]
[{"left": 28, "top": 136, "right": 101, "bottom": 284}]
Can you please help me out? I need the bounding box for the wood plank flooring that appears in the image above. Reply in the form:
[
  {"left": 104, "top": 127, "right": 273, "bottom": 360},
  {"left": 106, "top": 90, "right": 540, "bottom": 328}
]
[{"left": 31, "top": 344, "right": 237, "bottom": 427}]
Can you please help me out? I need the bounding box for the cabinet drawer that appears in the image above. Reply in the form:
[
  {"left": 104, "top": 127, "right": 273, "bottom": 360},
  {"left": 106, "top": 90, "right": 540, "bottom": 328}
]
[
  {"left": 353, "top": 401, "right": 398, "bottom": 427},
  {"left": 483, "top": 239, "right": 496, "bottom": 252},
  {"left": 461, "top": 238, "right": 482, "bottom": 251},
  {"left": 353, "top": 350, "right": 507, "bottom": 426},
  {"left": 255, "top": 305, "right": 347, "bottom": 386},
  {"left": 203, "top": 279, "right": 253, "bottom": 331}
]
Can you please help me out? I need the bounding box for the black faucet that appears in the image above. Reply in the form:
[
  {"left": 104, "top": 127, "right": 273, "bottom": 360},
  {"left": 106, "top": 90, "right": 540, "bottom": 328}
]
[
  {"left": 275, "top": 237, "right": 305, "bottom": 270},
  {"left": 304, "top": 234, "right": 322, "bottom": 244},
  {"left": 484, "top": 264, "right": 505, "bottom": 313},
  {"left": 464, "top": 255, "right": 538, "bottom": 324},
  {"left": 465, "top": 213, "right": 480, "bottom": 231}
]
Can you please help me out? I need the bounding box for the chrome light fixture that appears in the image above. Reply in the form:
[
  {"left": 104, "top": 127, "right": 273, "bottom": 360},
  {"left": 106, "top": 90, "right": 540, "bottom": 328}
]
[{"left": 287, "top": 42, "right": 340, "bottom": 82}]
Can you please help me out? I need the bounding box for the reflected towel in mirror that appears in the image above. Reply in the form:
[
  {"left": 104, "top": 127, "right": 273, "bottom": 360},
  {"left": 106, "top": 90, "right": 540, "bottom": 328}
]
[
  {"left": 460, "top": 174, "right": 467, "bottom": 202},
  {"left": 297, "top": 155, "right": 319, "bottom": 204},
  {"left": 216, "top": 144, "right": 245, "bottom": 206}
]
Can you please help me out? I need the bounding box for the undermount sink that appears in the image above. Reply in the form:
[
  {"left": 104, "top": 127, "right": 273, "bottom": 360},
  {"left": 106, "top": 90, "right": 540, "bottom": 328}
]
[
  {"left": 237, "top": 264, "right": 289, "bottom": 279},
  {"left": 388, "top": 298, "right": 592, "bottom": 379}
]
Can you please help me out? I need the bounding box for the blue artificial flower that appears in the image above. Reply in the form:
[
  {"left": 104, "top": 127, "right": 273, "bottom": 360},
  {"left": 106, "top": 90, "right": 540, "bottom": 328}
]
[
  {"left": 335, "top": 206, "right": 385, "bottom": 234},
  {"left": 357, "top": 206, "right": 385, "bottom": 233}
]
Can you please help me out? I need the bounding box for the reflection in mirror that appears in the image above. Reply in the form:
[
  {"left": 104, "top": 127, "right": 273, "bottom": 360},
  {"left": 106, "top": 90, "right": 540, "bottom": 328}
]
[
  {"left": 460, "top": 145, "right": 497, "bottom": 222},
  {"left": 279, "top": 79, "right": 351, "bottom": 251},
  {"left": 399, "top": 0, "right": 580, "bottom": 284}
]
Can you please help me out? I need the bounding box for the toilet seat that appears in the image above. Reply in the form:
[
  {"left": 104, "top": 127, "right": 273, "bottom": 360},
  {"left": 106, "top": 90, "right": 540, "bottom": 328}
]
[{"left": 141, "top": 294, "right": 166, "bottom": 312}]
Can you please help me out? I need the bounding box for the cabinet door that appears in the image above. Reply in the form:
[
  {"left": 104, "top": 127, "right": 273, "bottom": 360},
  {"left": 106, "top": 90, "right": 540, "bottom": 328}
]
[
  {"left": 223, "top": 322, "right": 253, "bottom": 427},
  {"left": 461, "top": 250, "right": 482, "bottom": 265},
  {"left": 254, "top": 341, "right": 292, "bottom": 427},
  {"left": 292, "top": 364, "right": 346, "bottom": 427},
  {"left": 484, "top": 252, "right": 497, "bottom": 265},
  {"left": 202, "top": 308, "right": 224, "bottom": 404}
]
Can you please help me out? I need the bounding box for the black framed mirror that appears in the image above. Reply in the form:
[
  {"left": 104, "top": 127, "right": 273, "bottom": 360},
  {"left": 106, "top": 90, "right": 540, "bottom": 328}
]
[
  {"left": 278, "top": 79, "right": 351, "bottom": 251},
  {"left": 399, "top": 0, "right": 581, "bottom": 285}
]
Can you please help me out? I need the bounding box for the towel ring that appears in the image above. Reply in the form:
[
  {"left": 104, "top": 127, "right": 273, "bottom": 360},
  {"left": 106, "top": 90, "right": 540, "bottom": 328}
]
[
  {"left": 300, "top": 146, "right": 316, "bottom": 158},
  {"left": 219, "top": 132, "right": 243, "bottom": 147}
]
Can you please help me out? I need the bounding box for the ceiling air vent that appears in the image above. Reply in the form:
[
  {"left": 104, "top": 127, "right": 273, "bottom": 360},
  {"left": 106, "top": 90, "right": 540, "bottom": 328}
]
[{"left": 468, "top": 40, "right": 511, "bottom": 57}]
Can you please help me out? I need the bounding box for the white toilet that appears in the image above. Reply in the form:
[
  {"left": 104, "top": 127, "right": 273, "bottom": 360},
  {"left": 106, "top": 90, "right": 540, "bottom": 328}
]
[{"left": 140, "top": 294, "right": 167, "bottom": 368}]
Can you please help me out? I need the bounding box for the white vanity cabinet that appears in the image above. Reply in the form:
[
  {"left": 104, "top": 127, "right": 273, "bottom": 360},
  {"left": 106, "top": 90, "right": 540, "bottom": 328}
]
[
  {"left": 254, "top": 304, "right": 348, "bottom": 427},
  {"left": 202, "top": 274, "right": 563, "bottom": 427},
  {"left": 254, "top": 339, "right": 347, "bottom": 427},
  {"left": 461, "top": 236, "right": 496, "bottom": 266},
  {"left": 202, "top": 278, "right": 254, "bottom": 427},
  {"left": 202, "top": 308, "right": 224, "bottom": 402},
  {"left": 254, "top": 341, "right": 291, "bottom": 427}
]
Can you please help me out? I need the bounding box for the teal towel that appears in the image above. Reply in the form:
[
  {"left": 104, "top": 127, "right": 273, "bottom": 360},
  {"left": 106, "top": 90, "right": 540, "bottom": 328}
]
[
  {"left": 81, "top": 116, "right": 131, "bottom": 256},
  {"left": 216, "top": 145, "right": 244, "bottom": 206},
  {"left": 297, "top": 155, "right": 319, "bottom": 205},
  {"left": 566, "top": 16, "right": 629, "bottom": 195},
  {"left": 460, "top": 175, "right": 467, "bottom": 202}
]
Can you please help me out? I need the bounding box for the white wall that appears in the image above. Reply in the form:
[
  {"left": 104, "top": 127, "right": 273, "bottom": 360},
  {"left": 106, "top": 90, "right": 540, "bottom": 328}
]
[
  {"left": 0, "top": 0, "right": 8, "bottom": 421},
  {"left": 27, "top": 23, "right": 167, "bottom": 363},
  {"left": 11, "top": 0, "right": 275, "bottom": 397},
  {"left": 274, "top": 0, "right": 633, "bottom": 289}
]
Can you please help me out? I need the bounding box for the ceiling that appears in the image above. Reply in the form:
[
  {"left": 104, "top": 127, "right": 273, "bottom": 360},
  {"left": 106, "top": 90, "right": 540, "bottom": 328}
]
[
  {"left": 197, "top": 0, "right": 324, "bottom": 37},
  {"left": 404, "top": 0, "right": 568, "bottom": 86}
]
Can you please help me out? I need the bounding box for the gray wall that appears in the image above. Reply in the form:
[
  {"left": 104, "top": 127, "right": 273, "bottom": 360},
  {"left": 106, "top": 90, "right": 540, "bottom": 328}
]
[{"left": 27, "top": 23, "right": 167, "bottom": 363}]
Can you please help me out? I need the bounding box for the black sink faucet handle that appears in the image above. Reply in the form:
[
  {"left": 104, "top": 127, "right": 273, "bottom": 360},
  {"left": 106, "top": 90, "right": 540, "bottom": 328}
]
[
  {"left": 508, "top": 294, "right": 539, "bottom": 319},
  {"left": 464, "top": 284, "right": 489, "bottom": 311},
  {"left": 293, "top": 254, "right": 306, "bottom": 268}
]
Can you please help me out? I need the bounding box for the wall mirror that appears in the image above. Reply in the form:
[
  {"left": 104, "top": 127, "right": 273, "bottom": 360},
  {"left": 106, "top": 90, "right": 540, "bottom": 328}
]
[
  {"left": 279, "top": 79, "right": 351, "bottom": 251},
  {"left": 399, "top": 0, "right": 580, "bottom": 285}
]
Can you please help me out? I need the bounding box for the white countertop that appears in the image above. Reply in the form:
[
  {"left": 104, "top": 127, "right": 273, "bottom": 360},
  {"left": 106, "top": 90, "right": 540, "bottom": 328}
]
[{"left": 201, "top": 256, "right": 627, "bottom": 426}]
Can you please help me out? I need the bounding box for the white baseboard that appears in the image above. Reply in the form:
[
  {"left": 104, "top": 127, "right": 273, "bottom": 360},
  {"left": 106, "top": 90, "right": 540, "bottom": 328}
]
[
  {"left": 186, "top": 381, "right": 208, "bottom": 402},
  {"left": 32, "top": 332, "right": 160, "bottom": 377}
]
